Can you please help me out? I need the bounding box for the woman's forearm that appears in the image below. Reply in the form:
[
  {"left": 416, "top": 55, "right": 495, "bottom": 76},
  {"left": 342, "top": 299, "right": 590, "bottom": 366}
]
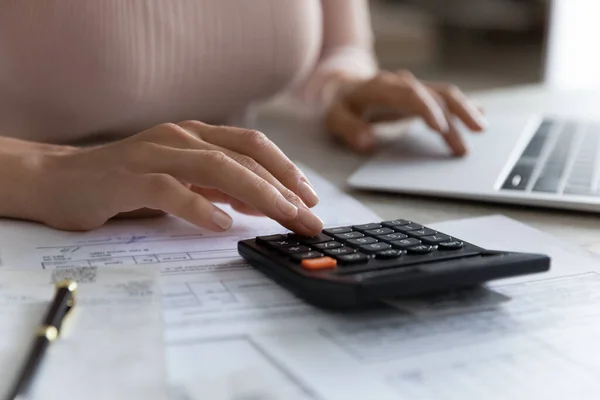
[{"left": 0, "top": 137, "right": 72, "bottom": 221}]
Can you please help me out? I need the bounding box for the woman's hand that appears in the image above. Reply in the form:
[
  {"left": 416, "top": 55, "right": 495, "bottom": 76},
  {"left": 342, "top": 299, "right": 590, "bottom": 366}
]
[
  {"left": 325, "top": 70, "right": 488, "bottom": 155},
  {"left": 31, "top": 121, "right": 323, "bottom": 235}
]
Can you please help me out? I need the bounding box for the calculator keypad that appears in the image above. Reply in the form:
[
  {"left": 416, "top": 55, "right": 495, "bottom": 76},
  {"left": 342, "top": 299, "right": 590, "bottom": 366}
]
[{"left": 255, "top": 220, "right": 468, "bottom": 272}]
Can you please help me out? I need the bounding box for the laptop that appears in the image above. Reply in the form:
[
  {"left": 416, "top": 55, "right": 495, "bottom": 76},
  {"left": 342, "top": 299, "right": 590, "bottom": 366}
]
[{"left": 348, "top": 0, "right": 600, "bottom": 213}]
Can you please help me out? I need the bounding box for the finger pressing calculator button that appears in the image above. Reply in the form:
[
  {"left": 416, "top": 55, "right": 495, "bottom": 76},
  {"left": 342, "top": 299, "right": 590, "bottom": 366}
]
[
  {"left": 381, "top": 219, "right": 410, "bottom": 228},
  {"left": 353, "top": 223, "right": 382, "bottom": 231},
  {"left": 347, "top": 237, "right": 378, "bottom": 246},
  {"left": 364, "top": 227, "right": 394, "bottom": 236},
  {"left": 313, "top": 241, "right": 343, "bottom": 250},
  {"left": 407, "top": 245, "right": 434, "bottom": 254},
  {"left": 390, "top": 238, "right": 422, "bottom": 249},
  {"left": 301, "top": 257, "right": 337, "bottom": 270},
  {"left": 420, "top": 234, "right": 451, "bottom": 245},
  {"left": 360, "top": 242, "right": 392, "bottom": 254},
  {"left": 256, "top": 234, "right": 288, "bottom": 244},
  {"left": 291, "top": 251, "right": 324, "bottom": 262},
  {"left": 288, "top": 233, "right": 332, "bottom": 244},
  {"left": 379, "top": 233, "right": 408, "bottom": 242},
  {"left": 375, "top": 249, "right": 404, "bottom": 259},
  {"left": 281, "top": 245, "right": 311, "bottom": 254},
  {"left": 267, "top": 239, "right": 300, "bottom": 249},
  {"left": 407, "top": 228, "right": 437, "bottom": 238},
  {"left": 323, "top": 227, "right": 352, "bottom": 236},
  {"left": 324, "top": 247, "right": 355, "bottom": 257},
  {"left": 394, "top": 224, "right": 424, "bottom": 233},
  {"left": 336, "top": 252, "right": 369, "bottom": 265},
  {"left": 334, "top": 231, "right": 365, "bottom": 241},
  {"left": 438, "top": 241, "right": 464, "bottom": 250}
]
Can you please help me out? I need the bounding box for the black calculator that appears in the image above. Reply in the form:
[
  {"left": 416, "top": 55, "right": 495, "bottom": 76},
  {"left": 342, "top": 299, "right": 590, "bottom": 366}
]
[{"left": 238, "top": 219, "right": 551, "bottom": 309}]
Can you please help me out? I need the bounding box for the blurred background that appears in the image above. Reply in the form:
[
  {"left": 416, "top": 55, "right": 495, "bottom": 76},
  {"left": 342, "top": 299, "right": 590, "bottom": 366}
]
[{"left": 370, "top": 0, "right": 548, "bottom": 91}]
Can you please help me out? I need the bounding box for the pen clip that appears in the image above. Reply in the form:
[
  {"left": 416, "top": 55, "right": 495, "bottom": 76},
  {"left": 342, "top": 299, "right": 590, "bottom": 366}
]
[{"left": 55, "top": 279, "right": 77, "bottom": 317}]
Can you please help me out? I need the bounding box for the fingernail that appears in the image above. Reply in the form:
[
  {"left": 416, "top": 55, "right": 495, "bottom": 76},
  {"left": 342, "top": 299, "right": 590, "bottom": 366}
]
[
  {"left": 211, "top": 209, "right": 233, "bottom": 230},
  {"left": 299, "top": 207, "right": 324, "bottom": 233},
  {"left": 299, "top": 180, "right": 319, "bottom": 207},
  {"left": 476, "top": 115, "right": 489, "bottom": 130},
  {"left": 276, "top": 196, "right": 299, "bottom": 218},
  {"left": 437, "top": 116, "right": 450, "bottom": 135}
]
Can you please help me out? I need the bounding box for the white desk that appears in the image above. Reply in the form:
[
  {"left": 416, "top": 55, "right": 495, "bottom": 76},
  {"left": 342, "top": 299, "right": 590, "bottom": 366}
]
[{"left": 256, "top": 85, "right": 600, "bottom": 250}]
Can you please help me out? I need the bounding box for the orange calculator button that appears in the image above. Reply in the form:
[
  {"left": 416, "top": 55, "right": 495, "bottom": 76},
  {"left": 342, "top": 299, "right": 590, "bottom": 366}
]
[{"left": 301, "top": 257, "right": 337, "bottom": 270}]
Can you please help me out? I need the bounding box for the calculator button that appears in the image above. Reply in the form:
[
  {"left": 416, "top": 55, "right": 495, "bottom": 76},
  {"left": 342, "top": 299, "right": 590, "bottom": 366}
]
[
  {"left": 360, "top": 242, "right": 392, "bottom": 254},
  {"left": 353, "top": 223, "right": 382, "bottom": 231},
  {"left": 256, "top": 234, "right": 288, "bottom": 244},
  {"left": 438, "top": 241, "right": 464, "bottom": 250},
  {"left": 280, "top": 245, "right": 311, "bottom": 255},
  {"left": 375, "top": 249, "right": 404, "bottom": 259},
  {"left": 381, "top": 219, "right": 410, "bottom": 228},
  {"left": 407, "top": 228, "right": 437, "bottom": 238},
  {"left": 390, "top": 238, "right": 422, "bottom": 249},
  {"left": 313, "top": 241, "right": 343, "bottom": 250},
  {"left": 324, "top": 247, "right": 356, "bottom": 257},
  {"left": 267, "top": 240, "right": 300, "bottom": 249},
  {"left": 323, "top": 227, "right": 352, "bottom": 236},
  {"left": 420, "top": 234, "right": 451, "bottom": 245},
  {"left": 379, "top": 233, "right": 408, "bottom": 242},
  {"left": 364, "top": 227, "right": 395, "bottom": 236},
  {"left": 288, "top": 233, "right": 332, "bottom": 244},
  {"left": 290, "top": 251, "right": 324, "bottom": 262},
  {"left": 336, "top": 252, "right": 369, "bottom": 265},
  {"left": 407, "top": 245, "right": 434, "bottom": 254},
  {"left": 301, "top": 257, "right": 337, "bottom": 270},
  {"left": 334, "top": 231, "right": 365, "bottom": 241},
  {"left": 394, "top": 224, "right": 424, "bottom": 233},
  {"left": 347, "top": 237, "right": 378, "bottom": 246}
]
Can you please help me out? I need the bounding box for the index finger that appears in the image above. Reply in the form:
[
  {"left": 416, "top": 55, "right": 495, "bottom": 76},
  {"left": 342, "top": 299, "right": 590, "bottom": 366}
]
[
  {"left": 140, "top": 146, "right": 324, "bottom": 236},
  {"left": 178, "top": 121, "right": 319, "bottom": 208}
]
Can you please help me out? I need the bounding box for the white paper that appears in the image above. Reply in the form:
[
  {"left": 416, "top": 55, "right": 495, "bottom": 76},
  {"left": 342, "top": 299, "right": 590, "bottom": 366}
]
[
  {"left": 0, "top": 267, "right": 167, "bottom": 400},
  {"left": 4, "top": 160, "right": 600, "bottom": 399}
]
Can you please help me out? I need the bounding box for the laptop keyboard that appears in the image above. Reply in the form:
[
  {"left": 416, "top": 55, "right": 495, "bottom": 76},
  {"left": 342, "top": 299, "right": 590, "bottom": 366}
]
[{"left": 502, "top": 118, "right": 600, "bottom": 195}]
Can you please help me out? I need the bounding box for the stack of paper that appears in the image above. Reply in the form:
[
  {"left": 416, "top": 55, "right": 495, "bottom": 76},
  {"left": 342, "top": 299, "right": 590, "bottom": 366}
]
[{"left": 1, "top": 168, "right": 600, "bottom": 399}]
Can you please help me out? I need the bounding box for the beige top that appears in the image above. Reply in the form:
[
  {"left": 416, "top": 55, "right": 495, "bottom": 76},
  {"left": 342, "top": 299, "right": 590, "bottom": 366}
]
[{"left": 0, "top": 0, "right": 376, "bottom": 143}]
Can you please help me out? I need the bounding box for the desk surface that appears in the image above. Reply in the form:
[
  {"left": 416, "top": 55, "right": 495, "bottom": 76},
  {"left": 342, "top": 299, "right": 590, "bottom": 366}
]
[{"left": 255, "top": 85, "right": 600, "bottom": 250}]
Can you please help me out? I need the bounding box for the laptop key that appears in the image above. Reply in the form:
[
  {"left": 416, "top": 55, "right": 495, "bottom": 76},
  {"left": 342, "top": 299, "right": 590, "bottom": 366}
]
[
  {"left": 532, "top": 177, "right": 561, "bottom": 193},
  {"left": 502, "top": 163, "right": 534, "bottom": 191}
]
